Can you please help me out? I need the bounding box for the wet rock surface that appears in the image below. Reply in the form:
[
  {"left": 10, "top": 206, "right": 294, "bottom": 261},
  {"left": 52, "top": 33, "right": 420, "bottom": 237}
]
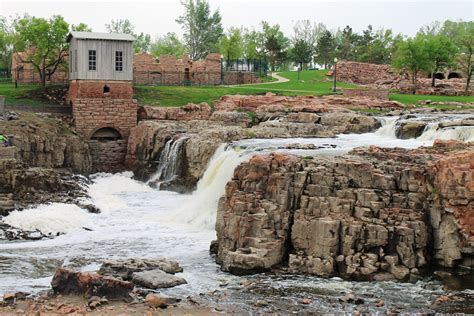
[
  {"left": 51, "top": 268, "right": 134, "bottom": 299},
  {"left": 214, "top": 141, "right": 473, "bottom": 280},
  {"left": 98, "top": 258, "right": 184, "bottom": 280},
  {"left": 131, "top": 269, "right": 187, "bottom": 289}
]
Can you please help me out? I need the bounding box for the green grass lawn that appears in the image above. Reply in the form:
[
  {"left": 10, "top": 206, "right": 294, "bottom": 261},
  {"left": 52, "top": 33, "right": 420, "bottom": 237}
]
[
  {"left": 135, "top": 70, "right": 349, "bottom": 107},
  {"left": 389, "top": 93, "right": 474, "bottom": 106},
  {"left": 1, "top": 70, "right": 473, "bottom": 108},
  {"left": 0, "top": 82, "right": 50, "bottom": 106}
]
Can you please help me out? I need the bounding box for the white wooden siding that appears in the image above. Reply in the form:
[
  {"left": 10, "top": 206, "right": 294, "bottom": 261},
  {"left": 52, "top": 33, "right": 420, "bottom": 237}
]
[{"left": 71, "top": 39, "right": 133, "bottom": 81}]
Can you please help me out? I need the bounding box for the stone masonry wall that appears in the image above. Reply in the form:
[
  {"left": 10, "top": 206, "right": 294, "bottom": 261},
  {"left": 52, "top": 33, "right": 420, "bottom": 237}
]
[
  {"left": 72, "top": 98, "right": 138, "bottom": 139},
  {"left": 330, "top": 61, "right": 394, "bottom": 85},
  {"left": 88, "top": 139, "right": 128, "bottom": 172},
  {"left": 11, "top": 51, "right": 68, "bottom": 84},
  {"left": 68, "top": 80, "right": 134, "bottom": 100}
]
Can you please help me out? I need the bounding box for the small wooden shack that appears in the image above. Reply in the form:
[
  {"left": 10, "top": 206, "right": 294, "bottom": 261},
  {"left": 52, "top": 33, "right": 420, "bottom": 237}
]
[{"left": 67, "top": 31, "right": 134, "bottom": 81}]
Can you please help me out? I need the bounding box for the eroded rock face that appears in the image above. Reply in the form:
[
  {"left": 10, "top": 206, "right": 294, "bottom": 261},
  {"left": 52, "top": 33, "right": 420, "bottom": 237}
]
[
  {"left": 51, "top": 268, "right": 134, "bottom": 299},
  {"left": 215, "top": 141, "right": 473, "bottom": 280},
  {"left": 126, "top": 111, "right": 382, "bottom": 190},
  {"left": 396, "top": 121, "right": 427, "bottom": 139},
  {"left": 98, "top": 258, "right": 183, "bottom": 280}
]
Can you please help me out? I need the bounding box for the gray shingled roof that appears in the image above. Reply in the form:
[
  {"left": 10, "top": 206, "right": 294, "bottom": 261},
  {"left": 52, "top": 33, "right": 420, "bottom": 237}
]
[{"left": 67, "top": 31, "right": 135, "bottom": 42}]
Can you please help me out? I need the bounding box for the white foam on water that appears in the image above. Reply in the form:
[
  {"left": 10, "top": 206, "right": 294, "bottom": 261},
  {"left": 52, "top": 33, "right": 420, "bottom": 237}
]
[
  {"left": 418, "top": 124, "right": 474, "bottom": 142},
  {"left": 165, "top": 144, "right": 251, "bottom": 230},
  {"left": 2, "top": 203, "right": 88, "bottom": 235},
  {"left": 87, "top": 171, "right": 153, "bottom": 213}
]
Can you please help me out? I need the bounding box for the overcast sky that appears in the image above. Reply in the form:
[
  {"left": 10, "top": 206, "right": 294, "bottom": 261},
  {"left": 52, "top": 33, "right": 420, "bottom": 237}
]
[{"left": 1, "top": 0, "right": 472, "bottom": 39}]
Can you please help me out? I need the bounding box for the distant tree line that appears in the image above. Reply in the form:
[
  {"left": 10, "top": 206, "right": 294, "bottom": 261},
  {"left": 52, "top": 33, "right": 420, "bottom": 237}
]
[{"left": 0, "top": 0, "right": 472, "bottom": 92}]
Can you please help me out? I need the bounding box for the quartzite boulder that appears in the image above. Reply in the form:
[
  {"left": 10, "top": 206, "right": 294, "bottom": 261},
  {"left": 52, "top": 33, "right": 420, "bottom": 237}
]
[
  {"left": 51, "top": 268, "right": 133, "bottom": 299},
  {"left": 214, "top": 141, "right": 473, "bottom": 280}
]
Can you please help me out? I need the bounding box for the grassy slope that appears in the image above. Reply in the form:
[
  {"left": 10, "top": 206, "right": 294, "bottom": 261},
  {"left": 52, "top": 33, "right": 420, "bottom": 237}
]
[{"left": 0, "top": 83, "right": 49, "bottom": 106}]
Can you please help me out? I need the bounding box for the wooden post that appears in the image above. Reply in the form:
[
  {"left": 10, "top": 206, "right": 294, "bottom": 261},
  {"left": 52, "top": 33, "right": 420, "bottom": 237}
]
[{"left": 0, "top": 95, "right": 5, "bottom": 114}]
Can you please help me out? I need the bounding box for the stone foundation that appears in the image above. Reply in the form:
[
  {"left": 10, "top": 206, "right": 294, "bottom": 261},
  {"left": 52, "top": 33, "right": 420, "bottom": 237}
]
[
  {"left": 68, "top": 80, "right": 134, "bottom": 100},
  {"left": 72, "top": 98, "right": 137, "bottom": 139},
  {"left": 88, "top": 139, "right": 127, "bottom": 172}
]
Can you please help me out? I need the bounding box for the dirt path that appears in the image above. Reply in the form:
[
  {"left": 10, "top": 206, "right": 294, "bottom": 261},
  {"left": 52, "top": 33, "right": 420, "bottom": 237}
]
[{"left": 226, "top": 72, "right": 289, "bottom": 87}]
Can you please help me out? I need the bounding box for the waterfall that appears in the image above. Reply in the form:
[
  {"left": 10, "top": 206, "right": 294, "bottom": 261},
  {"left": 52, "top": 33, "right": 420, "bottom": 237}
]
[
  {"left": 148, "top": 137, "right": 188, "bottom": 188},
  {"left": 164, "top": 144, "right": 252, "bottom": 230},
  {"left": 417, "top": 123, "right": 474, "bottom": 142},
  {"left": 374, "top": 117, "right": 398, "bottom": 138},
  {"left": 374, "top": 116, "right": 474, "bottom": 142}
]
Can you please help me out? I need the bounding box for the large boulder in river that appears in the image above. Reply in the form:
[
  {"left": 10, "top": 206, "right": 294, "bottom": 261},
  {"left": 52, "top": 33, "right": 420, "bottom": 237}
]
[
  {"left": 131, "top": 269, "right": 187, "bottom": 289},
  {"left": 396, "top": 121, "right": 427, "bottom": 139},
  {"left": 51, "top": 268, "right": 133, "bottom": 299},
  {"left": 98, "top": 258, "right": 183, "bottom": 280}
]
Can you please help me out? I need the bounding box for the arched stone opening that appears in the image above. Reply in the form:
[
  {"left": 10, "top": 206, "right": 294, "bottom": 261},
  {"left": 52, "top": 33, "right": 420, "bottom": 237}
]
[
  {"left": 434, "top": 72, "right": 445, "bottom": 80},
  {"left": 448, "top": 72, "right": 462, "bottom": 79},
  {"left": 90, "top": 127, "right": 122, "bottom": 141},
  {"left": 103, "top": 85, "right": 110, "bottom": 94}
]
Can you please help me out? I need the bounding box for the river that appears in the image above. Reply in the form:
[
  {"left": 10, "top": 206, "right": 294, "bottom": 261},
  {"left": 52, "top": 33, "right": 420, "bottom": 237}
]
[{"left": 0, "top": 114, "right": 473, "bottom": 313}]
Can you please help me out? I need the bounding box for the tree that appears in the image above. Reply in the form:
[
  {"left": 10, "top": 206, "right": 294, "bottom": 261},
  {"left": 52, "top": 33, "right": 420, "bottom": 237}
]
[
  {"left": 242, "top": 28, "right": 261, "bottom": 59},
  {"left": 134, "top": 32, "right": 151, "bottom": 53},
  {"left": 424, "top": 33, "right": 457, "bottom": 87},
  {"left": 15, "top": 15, "right": 69, "bottom": 88},
  {"left": 336, "top": 25, "right": 357, "bottom": 60},
  {"left": 176, "top": 0, "right": 223, "bottom": 60},
  {"left": 71, "top": 23, "right": 91, "bottom": 32},
  {"left": 441, "top": 20, "right": 474, "bottom": 94},
  {"left": 261, "top": 22, "right": 289, "bottom": 71},
  {"left": 0, "top": 16, "right": 14, "bottom": 70},
  {"left": 392, "top": 35, "right": 431, "bottom": 92},
  {"left": 315, "top": 30, "right": 335, "bottom": 69},
  {"left": 151, "top": 32, "right": 187, "bottom": 59},
  {"left": 219, "top": 27, "right": 243, "bottom": 60},
  {"left": 106, "top": 19, "right": 151, "bottom": 53},
  {"left": 291, "top": 39, "right": 313, "bottom": 70}
]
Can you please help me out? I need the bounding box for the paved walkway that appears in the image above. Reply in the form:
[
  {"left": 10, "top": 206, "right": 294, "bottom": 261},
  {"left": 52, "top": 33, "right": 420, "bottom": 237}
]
[{"left": 226, "top": 72, "right": 289, "bottom": 87}]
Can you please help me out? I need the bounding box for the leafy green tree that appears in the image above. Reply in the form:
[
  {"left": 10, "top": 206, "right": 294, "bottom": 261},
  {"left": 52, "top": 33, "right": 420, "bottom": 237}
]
[
  {"left": 242, "top": 28, "right": 261, "bottom": 59},
  {"left": 0, "top": 16, "right": 14, "bottom": 70},
  {"left": 392, "top": 35, "right": 431, "bottom": 92},
  {"left": 336, "top": 25, "right": 357, "bottom": 60},
  {"left": 291, "top": 39, "right": 313, "bottom": 70},
  {"left": 105, "top": 19, "right": 134, "bottom": 34},
  {"left": 106, "top": 19, "right": 151, "bottom": 53},
  {"left": 151, "top": 32, "right": 187, "bottom": 59},
  {"left": 261, "top": 21, "right": 289, "bottom": 71},
  {"left": 176, "top": 0, "right": 223, "bottom": 60},
  {"left": 71, "top": 23, "right": 91, "bottom": 32},
  {"left": 219, "top": 27, "right": 243, "bottom": 60},
  {"left": 315, "top": 30, "right": 335, "bottom": 69},
  {"left": 15, "top": 15, "right": 69, "bottom": 88},
  {"left": 424, "top": 33, "right": 457, "bottom": 86},
  {"left": 441, "top": 20, "right": 473, "bottom": 94}
]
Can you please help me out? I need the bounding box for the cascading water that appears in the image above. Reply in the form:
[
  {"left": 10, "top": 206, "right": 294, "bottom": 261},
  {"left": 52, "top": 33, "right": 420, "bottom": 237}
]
[
  {"left": 165, "top": 144, "right": 252, "bottom": 229},
  {"left": 147, "top": 136, "right": 188, "bottom": 188},
  {"left": 0, "top": 114, "right": 473, "bottom": 312}
]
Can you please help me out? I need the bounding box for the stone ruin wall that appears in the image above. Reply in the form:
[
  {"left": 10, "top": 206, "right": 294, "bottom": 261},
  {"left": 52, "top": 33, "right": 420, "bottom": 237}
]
[
  {"left": 11, "top": 52, "right": 68, "bottom": 84},
  {"left": 331, "top": 61, "right": 395, "bottom": 85},
  {"left": 332, "top": 60, "right": 471, "bottom": 96},
  {"left": 133, "top": 53, "right": 260, "bottom": 85}
]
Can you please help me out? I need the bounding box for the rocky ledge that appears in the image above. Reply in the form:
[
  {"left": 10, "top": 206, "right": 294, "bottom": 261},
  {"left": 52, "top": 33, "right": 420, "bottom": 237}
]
[{"left": 213, "top": 140, "right": 473, "bottom": 281}]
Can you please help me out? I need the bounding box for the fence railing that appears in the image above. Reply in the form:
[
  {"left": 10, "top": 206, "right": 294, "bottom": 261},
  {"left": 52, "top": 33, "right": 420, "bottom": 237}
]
[{"left": 134, "top": 71, "right": 265, "bottom": 86}]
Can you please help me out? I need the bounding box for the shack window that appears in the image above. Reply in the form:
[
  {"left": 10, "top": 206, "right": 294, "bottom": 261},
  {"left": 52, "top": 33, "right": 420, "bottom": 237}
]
[
  {"left": 88, "top": 50, "right": 97, "bottom": 71},
  {"left": 115, "top": 51, "right": 123, "bottom": 71}
]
